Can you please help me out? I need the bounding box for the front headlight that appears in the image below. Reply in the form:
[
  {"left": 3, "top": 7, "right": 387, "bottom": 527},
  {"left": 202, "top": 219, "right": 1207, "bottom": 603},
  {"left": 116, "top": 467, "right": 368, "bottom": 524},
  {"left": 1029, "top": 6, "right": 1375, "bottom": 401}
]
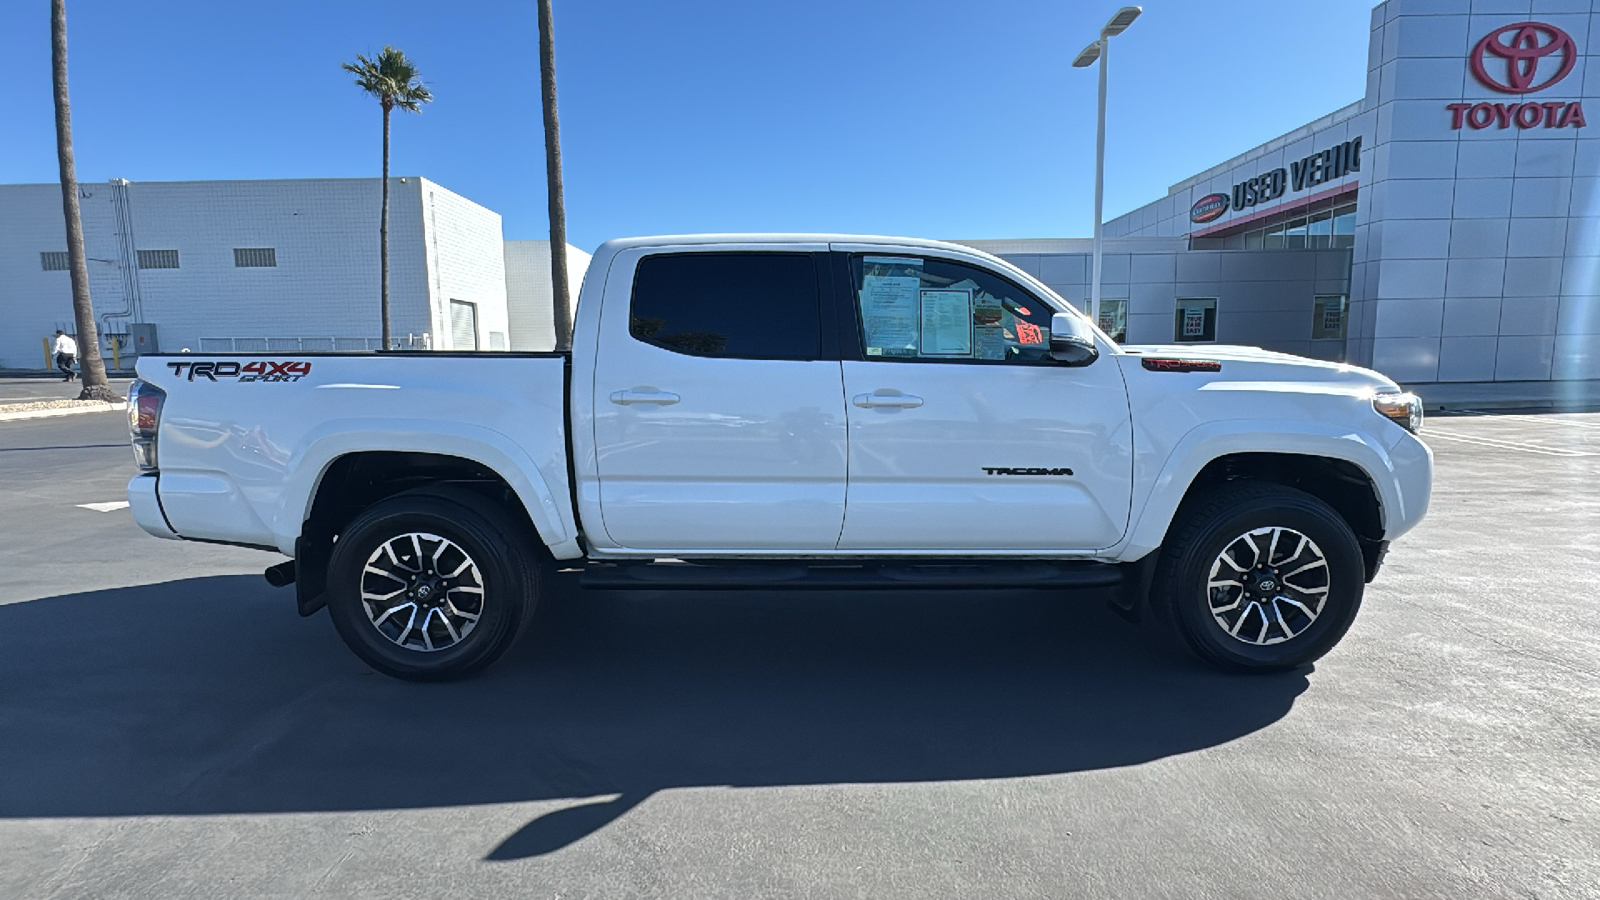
[{"left": 1373, "top": 391, "right": 1423, "bottom": 434}]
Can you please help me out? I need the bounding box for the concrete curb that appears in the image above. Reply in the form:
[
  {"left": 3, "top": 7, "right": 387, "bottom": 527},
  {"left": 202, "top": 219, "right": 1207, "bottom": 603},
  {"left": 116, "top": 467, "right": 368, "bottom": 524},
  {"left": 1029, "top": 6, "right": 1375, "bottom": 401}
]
[
  {"left": 0, "top": 371, "right": 138, "bottom": 380},
  {"left": 1406, "top": 379, "right": 1600, "bottom": 414},
  {"left": 0, "top": 402, "right": 127, "bottom": 423},
  {"left": 1426, "top": 399, "right": 1600, "bottom": 413}
]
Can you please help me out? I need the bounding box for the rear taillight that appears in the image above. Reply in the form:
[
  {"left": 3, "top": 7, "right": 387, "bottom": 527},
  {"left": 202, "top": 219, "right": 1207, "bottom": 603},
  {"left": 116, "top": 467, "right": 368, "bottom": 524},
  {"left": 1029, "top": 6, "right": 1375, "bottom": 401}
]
[{"left": 128, "top": 379, "right": 166, "bottom": 471}]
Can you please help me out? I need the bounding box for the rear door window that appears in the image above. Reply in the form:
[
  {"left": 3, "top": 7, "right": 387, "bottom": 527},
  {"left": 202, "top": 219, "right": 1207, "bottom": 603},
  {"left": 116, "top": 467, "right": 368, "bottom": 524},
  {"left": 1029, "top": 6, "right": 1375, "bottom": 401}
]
[{"left": 630, "top": 253, "right": 822, "bottom": 360}]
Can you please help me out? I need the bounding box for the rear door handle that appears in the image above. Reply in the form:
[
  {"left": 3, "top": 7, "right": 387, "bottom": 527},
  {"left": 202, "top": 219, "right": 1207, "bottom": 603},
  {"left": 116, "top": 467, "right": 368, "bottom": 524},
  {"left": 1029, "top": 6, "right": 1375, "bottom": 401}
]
[
  {"left": 610, "top": 389, "right": 681, "bottom": 406},
  {"left": 853, "top": 392, "right": 923, "bottom": 409}
]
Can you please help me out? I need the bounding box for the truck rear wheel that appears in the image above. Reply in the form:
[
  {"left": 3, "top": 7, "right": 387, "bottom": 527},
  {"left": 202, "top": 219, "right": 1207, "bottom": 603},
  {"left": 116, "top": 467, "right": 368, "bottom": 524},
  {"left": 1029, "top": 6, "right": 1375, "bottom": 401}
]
[
  {"left": 1152, "top": 482, "right": 1365, "bottom": 673},
  {"left": 325, "top": 491, "right": 538, "bottom": 681}
]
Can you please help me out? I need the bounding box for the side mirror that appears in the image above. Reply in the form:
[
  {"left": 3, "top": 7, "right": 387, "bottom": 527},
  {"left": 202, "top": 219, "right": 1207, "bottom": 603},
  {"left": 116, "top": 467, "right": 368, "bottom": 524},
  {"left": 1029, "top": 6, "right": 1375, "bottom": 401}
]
[{"left": 1049, "top": 312, "right": 1100, "bottom": 366}]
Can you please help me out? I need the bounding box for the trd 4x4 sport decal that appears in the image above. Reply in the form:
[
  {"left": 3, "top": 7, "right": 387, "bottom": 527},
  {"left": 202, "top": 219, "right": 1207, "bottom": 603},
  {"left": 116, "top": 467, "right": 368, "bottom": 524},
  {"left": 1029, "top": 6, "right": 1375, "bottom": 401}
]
[{"left": 167, "top": 360, "right": 312, "bottom": 382}]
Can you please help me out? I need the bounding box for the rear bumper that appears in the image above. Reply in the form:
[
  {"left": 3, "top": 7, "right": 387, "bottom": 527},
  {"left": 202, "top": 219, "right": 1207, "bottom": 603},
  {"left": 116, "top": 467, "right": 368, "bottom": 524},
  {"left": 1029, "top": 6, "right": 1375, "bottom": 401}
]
[{"left": 127, "top": 474, "right": 180, "bottom": 540}]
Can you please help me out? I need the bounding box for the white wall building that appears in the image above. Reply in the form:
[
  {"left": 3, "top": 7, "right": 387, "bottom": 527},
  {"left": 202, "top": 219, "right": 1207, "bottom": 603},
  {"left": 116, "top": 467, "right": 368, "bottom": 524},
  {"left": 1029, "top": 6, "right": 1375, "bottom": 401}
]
[
  {"left": 504, "top": 240, "right": 593, "bottom": 350},
  {"left": 0, "top": 176, "right": 513, "bottom": 368}
]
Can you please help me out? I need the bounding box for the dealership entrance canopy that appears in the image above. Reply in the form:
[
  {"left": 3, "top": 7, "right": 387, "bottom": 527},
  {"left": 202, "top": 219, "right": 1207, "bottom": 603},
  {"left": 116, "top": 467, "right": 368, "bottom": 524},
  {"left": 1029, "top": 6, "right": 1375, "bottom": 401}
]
[{"left": 968, "top": 0, "right": 1598, "bottom": 385}]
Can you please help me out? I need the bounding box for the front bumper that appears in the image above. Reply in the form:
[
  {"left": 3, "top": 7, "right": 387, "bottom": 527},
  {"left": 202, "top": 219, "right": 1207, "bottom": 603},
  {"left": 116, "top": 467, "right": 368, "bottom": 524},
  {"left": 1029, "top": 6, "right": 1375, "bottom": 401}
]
[
  {"left": 1384, "top": 430, "right": 1434, "bottom": 542},
  {"left": 127, "top": 474, "right": 180, "bottom": 540}
]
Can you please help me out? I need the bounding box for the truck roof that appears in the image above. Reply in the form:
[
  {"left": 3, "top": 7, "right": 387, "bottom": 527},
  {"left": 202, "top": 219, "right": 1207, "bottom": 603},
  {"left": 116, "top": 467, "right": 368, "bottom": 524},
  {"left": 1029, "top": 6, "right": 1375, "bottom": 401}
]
[{"left": 592, "top": 233, "right": 991, "bottom": 257}]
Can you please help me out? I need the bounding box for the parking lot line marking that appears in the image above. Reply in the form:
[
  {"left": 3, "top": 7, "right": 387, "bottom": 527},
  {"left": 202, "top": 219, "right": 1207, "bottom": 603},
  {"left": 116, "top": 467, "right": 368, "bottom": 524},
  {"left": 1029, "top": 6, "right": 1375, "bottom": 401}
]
[
  {"left": 77, "top": 501, "right": 131, "bottom": 513},
  {"left": 1424, "top": 431, "right": 1596, "bottom": 457}
]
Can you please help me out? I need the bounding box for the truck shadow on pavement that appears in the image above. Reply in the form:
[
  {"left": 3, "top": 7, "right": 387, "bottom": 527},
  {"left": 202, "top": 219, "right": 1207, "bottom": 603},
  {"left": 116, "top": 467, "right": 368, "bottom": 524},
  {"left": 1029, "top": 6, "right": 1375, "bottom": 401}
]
[{"left": 0, "top": 575, "right": 1308, "bottom": 858}]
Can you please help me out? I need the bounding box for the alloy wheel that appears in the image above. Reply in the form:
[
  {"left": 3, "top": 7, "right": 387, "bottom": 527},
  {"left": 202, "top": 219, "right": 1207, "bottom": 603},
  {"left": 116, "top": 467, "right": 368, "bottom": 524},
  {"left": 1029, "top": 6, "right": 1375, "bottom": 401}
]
[
  {"left": 360, "top": 532, "right": 485, "bottom": 652},
  {"left": 1206, "top": 526, "right": 1330, "bottom": 646}
]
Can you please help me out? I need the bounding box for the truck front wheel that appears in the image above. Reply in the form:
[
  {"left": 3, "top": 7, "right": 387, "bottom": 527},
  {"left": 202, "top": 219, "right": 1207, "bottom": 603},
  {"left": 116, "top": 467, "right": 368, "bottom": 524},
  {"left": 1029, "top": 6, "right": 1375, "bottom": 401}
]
[
  {"left": 325, "top": 491, "right": 538, "bottom": 681},
  {"left": 1153, "top": 482, "right": 1366, "bottom": 672}
]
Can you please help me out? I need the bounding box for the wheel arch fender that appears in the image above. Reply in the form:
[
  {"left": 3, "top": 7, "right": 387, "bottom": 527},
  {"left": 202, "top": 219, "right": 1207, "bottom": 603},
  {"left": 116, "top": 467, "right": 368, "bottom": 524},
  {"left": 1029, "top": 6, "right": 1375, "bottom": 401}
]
[
  {"left": 1121, "top": 420, "right": 1403, "bottom": 562},
  {"left": 272, "top": 419, "right": 577, "bottom": 559}
]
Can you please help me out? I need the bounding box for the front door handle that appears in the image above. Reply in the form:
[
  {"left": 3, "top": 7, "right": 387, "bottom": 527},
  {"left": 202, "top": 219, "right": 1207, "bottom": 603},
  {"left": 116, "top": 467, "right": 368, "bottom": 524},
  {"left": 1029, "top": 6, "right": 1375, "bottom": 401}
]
[
  {"left": 853, "top": 391, "right": 924, "bottom": 409},
  {"left": 610, "top": 389, "right": 681, "bottom": 406}
]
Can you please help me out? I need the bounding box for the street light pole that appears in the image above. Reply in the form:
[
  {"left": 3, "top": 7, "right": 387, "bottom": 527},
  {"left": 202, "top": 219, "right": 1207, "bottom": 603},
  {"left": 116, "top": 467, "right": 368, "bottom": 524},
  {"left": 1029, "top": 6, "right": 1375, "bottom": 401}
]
[
  {"left": 1073, "top": 6, "right": 1141, "bottom": 332},
  {"left": 1092, "top": 36, "right": 1108, "bottom": 329}
]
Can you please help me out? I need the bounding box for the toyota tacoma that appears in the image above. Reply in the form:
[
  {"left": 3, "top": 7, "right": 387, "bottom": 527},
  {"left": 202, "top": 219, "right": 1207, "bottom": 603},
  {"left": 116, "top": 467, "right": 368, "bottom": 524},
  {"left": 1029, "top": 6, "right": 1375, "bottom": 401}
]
[{"left": 125, "top": 235, "right": 1432, "bottom": 680}]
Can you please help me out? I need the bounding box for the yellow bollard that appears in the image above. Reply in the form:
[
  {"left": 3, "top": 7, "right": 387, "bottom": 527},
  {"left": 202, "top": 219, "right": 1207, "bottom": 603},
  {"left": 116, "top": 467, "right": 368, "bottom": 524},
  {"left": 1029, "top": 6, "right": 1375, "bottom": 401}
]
[
  {"left": 111, "top": 336, "right": 121, "bottom": 371},
  {"left": 42, "top": 336, "right": 51, "bottom": 371}
]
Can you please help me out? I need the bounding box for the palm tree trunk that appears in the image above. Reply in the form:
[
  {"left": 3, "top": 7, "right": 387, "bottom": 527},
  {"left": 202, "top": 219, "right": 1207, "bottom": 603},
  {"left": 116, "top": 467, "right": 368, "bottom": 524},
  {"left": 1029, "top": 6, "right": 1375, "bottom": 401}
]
[
  {"left": 380, "top": 101, "right": 392, "bottom": 350},
  {"left": 537, "top": 0, "right": 573, "bottom": 351},
  {"left": 50, "top": 0, "right": 115, "bottom": 402}
]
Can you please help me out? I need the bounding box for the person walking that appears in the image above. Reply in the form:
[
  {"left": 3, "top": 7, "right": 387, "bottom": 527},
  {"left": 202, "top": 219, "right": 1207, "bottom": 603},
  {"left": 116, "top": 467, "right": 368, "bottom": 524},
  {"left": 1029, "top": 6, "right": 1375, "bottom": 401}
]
[{"left": 53, "top": 330, "right": 77, "bottom": 382}]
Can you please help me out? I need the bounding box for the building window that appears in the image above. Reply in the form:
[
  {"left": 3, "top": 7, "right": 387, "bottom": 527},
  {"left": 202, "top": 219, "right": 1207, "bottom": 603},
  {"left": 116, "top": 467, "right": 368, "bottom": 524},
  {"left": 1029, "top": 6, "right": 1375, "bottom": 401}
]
[
  {"left": 233, "top": 248, "right": 277, "bottom": 268},
  {"left": 1312, "top": 295, "right": 1347, "bottom": 340},
  {"left": 1331, "top": 205, "right": 1356, "bottom": 249},
  {"left": 40, "top": 251, "right": 69, "bottom": 271},
  {"left": 488, "top": 331, "right": 507, "bottom": 351},
  {"left": 137, "top": 249, "right": 180, "bottom": 269},
  {"left": 1097, "top": 299, "right": 1128, "bottom": 343},
  {"left": 1175, "top": 298, "right": 1217, "bottom": 343},
  {"left": 1283, "top": 218, "right": 1308, "bottom": 249},
  {"left": 1308, "top": 211, "right": 1333, "bottom": 248},
  {"left": 1235, "top": 201, "right": 1357, "bottom": 251}
]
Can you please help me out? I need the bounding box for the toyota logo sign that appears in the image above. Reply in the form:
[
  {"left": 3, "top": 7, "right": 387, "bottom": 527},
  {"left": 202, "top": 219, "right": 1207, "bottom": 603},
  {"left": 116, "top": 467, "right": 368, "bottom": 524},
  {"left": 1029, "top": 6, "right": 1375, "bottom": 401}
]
[
  {"left": 1447, "top": 22, "right": 1586, "bottom": 131},
  {"left": 1470, "top": 22, "right": 1576, "bottom": 94}
]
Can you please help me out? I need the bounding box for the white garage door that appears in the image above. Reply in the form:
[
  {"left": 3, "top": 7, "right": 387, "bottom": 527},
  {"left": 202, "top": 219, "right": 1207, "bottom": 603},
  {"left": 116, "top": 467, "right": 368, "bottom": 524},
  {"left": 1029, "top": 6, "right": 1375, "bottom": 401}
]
[{"left": 449, "top": 300, "right": 478, "bottom": 351}]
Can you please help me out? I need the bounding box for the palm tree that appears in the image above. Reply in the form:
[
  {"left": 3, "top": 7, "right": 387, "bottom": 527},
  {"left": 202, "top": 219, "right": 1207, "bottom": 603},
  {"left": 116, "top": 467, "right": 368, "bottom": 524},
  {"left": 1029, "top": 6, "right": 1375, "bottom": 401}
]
[
  {"left": 50, "top": 0, "right": 115, "bottom": 402},
  {"left": 538, "top": 0, "right": 573, "bottom": 350},
  {"left": 341, "top": 46, "right": 432, "bottom": 349}
]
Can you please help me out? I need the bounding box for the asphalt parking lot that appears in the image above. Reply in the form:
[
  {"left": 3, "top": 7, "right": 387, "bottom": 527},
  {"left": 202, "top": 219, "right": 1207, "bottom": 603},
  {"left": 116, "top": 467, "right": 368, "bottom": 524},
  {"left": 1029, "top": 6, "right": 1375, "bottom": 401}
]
[{"left": 1, "top": 401, "right": 1596, "bottom": 898}]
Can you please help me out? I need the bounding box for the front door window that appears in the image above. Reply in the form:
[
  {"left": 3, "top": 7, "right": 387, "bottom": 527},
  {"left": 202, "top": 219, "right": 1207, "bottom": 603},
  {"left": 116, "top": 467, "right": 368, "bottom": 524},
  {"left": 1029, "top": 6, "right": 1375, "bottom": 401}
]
[{"left": 852, "top": 255, "right": 1055, "bottom": 364}]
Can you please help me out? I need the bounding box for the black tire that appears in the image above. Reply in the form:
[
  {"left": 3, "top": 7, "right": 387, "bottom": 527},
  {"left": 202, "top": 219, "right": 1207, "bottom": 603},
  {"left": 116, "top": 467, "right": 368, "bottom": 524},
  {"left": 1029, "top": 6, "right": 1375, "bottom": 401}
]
[
  {"left": 1152, "top": 482, "right": 1365, "bottom": 673},
  {"left": 325, "top": 490, "right": 539, "bottom": 681}
]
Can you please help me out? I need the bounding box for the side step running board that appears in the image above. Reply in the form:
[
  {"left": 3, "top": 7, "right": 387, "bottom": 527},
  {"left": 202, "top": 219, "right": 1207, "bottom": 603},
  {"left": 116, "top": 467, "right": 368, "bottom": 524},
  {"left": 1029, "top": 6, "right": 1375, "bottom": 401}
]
[{"left": 577, "top": 560, "right": 1123, "bottom": 591}]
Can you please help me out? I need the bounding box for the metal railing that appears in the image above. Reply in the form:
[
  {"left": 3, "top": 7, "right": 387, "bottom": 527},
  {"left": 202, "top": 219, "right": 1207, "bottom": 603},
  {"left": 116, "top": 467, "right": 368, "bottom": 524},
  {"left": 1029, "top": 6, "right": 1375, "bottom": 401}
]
[{"left": 196, "top": 334, "right": 432, "bottom": 352}]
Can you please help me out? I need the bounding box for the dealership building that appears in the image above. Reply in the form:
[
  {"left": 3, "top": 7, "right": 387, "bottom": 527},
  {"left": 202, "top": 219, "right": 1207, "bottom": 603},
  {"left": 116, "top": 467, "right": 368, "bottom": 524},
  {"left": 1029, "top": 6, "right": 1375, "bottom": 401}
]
[
  {"left": 0, "top": 177, "right": 588, "bottom": 368},
  {"left": 974, "top": 0, "right": 1599, "bottom": 385}
]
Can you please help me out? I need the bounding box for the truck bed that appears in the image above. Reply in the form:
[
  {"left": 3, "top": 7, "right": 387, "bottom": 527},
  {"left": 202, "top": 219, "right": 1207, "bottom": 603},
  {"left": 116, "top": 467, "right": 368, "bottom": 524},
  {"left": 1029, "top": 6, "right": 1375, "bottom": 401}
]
[{"left": 133, "top": 351, "right": 578, "bottom": 558}]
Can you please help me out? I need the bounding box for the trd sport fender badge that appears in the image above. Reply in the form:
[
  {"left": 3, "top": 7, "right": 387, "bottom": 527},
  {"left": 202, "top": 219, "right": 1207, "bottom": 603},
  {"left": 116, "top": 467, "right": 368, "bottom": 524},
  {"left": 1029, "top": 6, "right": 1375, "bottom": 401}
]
[
  {"left": 167, "top": 360, "right": 312, "bottom": 382},
  {"left": 983, "top": 467, "right": 1074, "bottom": 476},
  {"left": 1141, "top": 358, "right": 1222, "bottom": 373}
]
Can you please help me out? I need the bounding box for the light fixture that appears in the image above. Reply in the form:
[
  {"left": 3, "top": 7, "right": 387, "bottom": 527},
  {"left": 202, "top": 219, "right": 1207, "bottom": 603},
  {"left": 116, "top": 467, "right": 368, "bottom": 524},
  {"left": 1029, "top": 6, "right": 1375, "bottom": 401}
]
[{"left": 1103, "top": 6, "right": 1142, "bottom": 36}]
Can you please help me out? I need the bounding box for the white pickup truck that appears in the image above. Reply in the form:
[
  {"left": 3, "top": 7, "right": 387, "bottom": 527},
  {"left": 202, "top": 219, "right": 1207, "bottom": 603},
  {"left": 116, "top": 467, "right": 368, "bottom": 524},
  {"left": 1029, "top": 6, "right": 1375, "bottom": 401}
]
[{"left": 126, "top": 234, "right": 1432, "bottom": 680}]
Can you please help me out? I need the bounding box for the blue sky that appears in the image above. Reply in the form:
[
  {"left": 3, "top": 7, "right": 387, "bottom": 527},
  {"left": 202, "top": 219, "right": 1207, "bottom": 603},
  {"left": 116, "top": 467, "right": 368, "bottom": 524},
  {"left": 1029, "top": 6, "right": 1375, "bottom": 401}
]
[{"left": 0, "top": 1, "right": 1375, "bottom": 251}]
